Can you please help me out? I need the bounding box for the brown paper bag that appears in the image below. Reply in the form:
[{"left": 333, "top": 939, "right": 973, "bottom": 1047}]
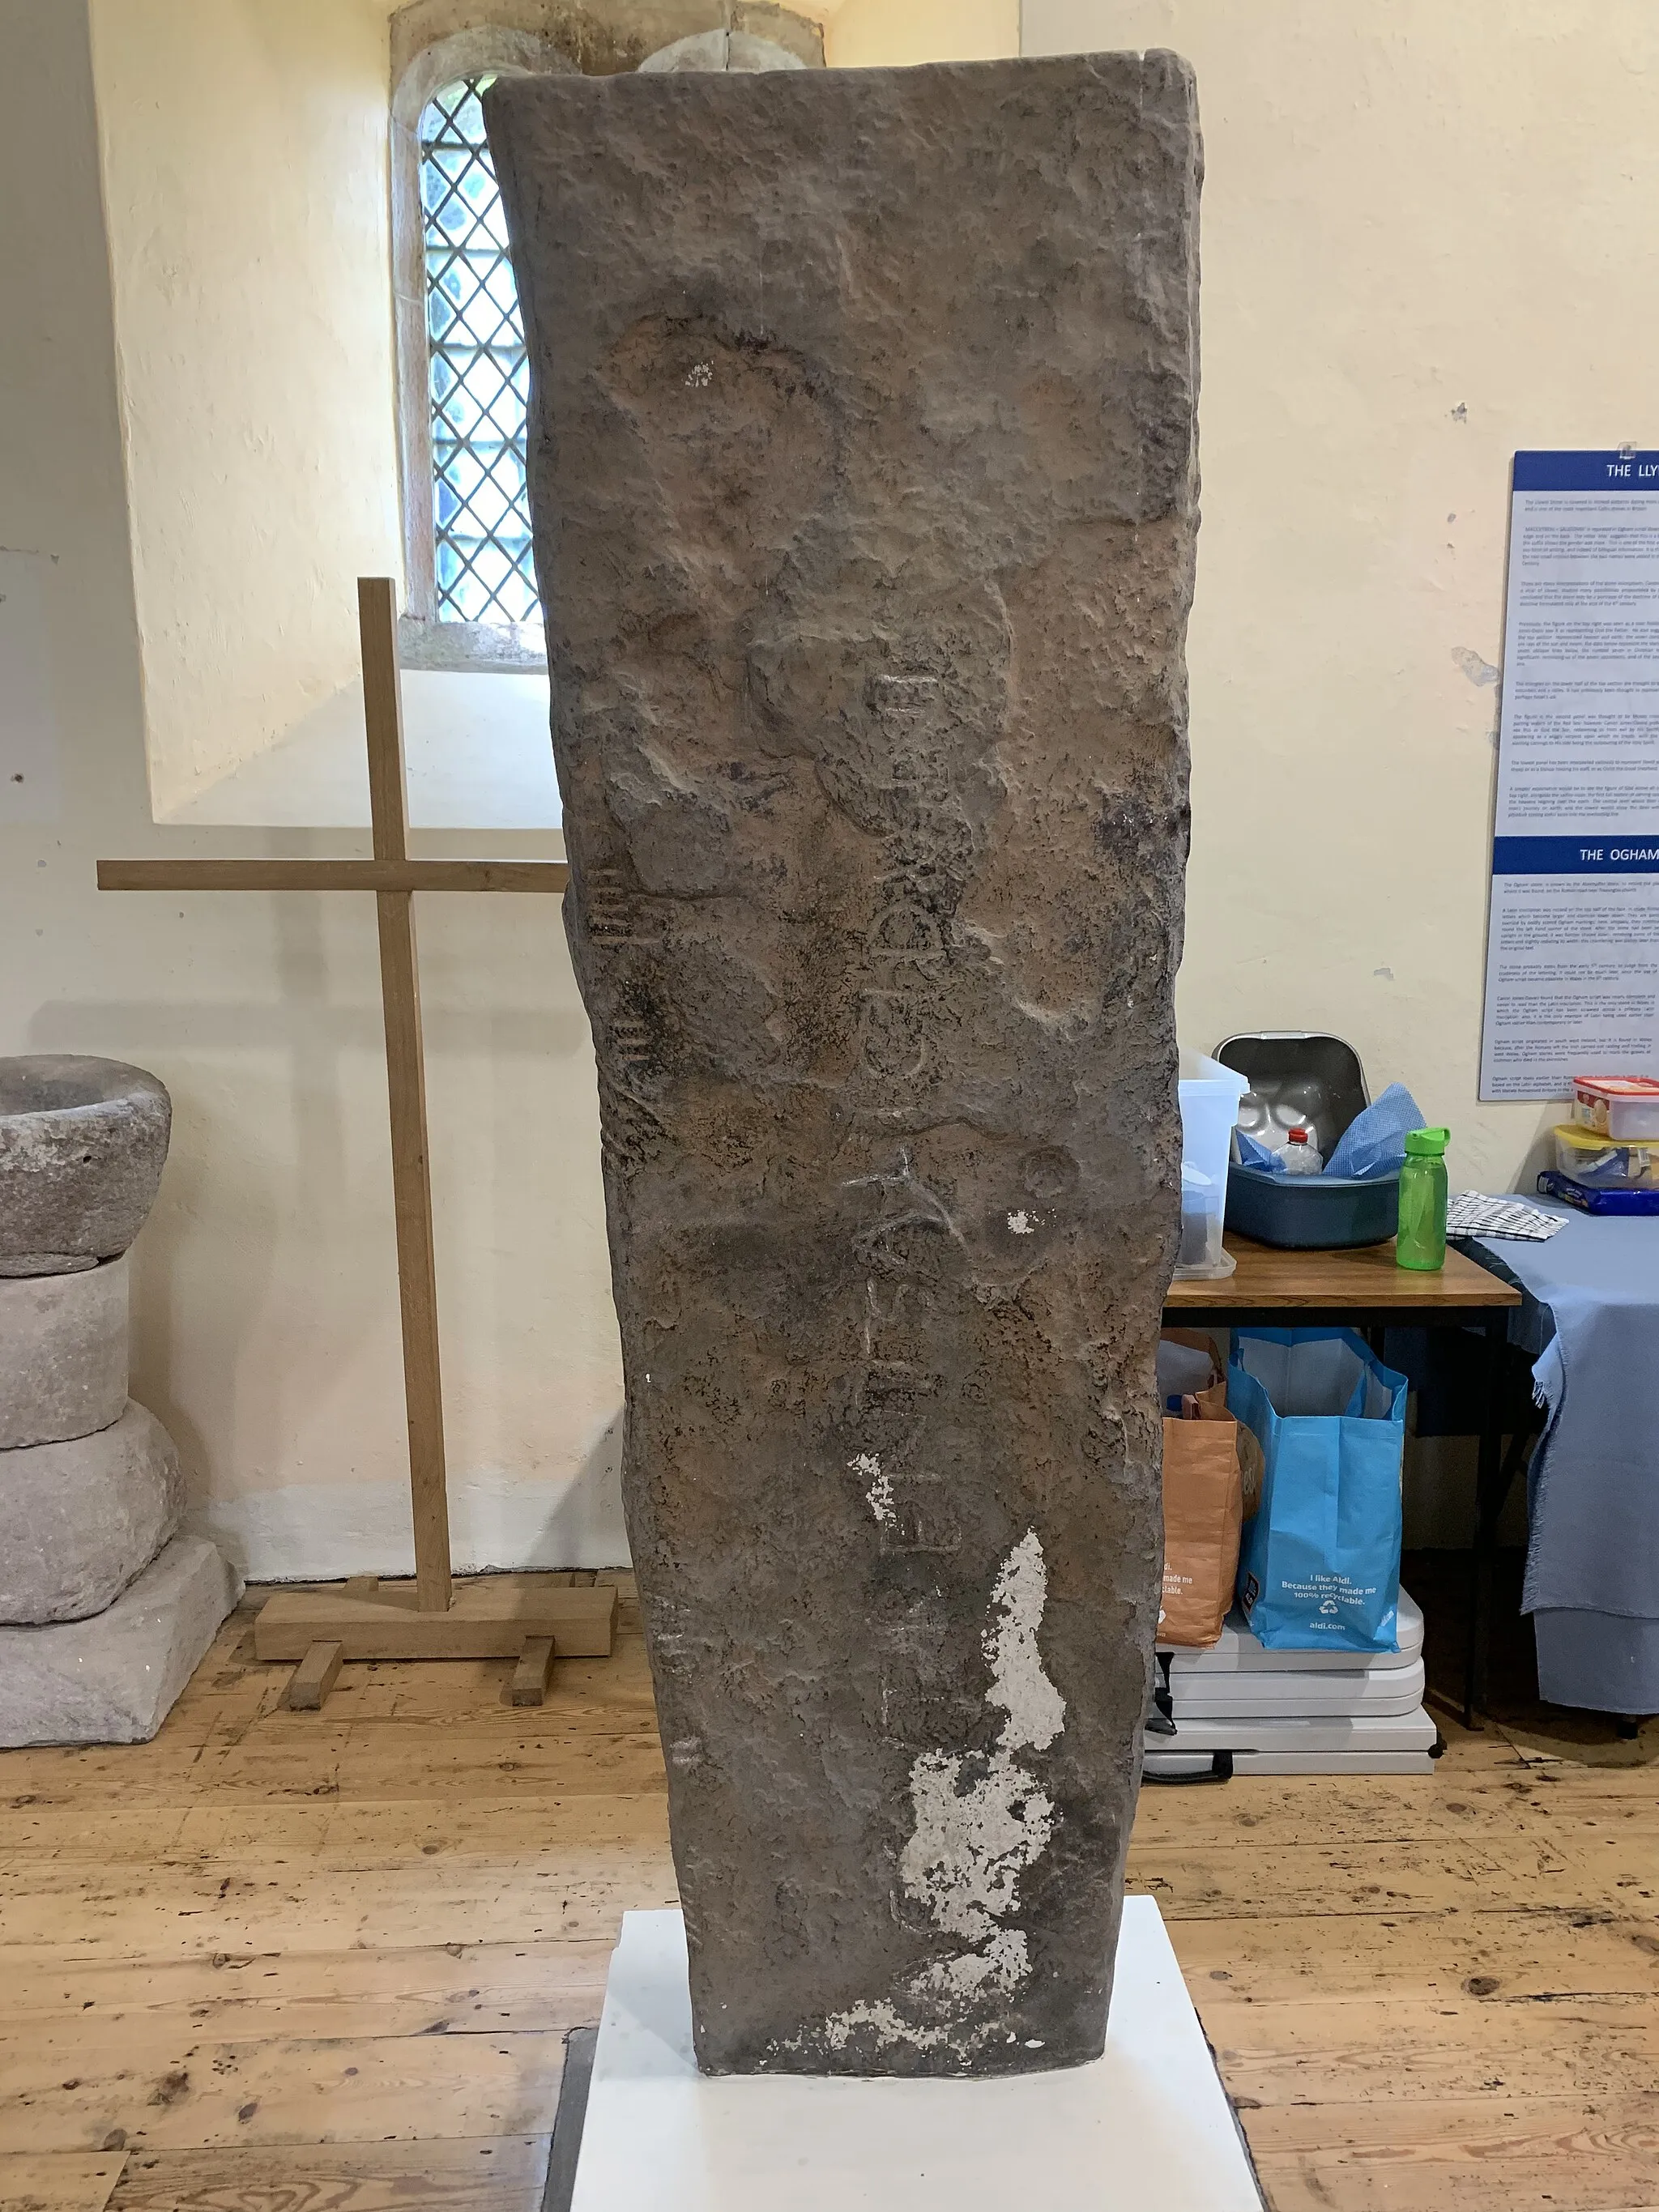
[{"left": 1158, "top": 1330, "right": 1247, "bottom": 1648}]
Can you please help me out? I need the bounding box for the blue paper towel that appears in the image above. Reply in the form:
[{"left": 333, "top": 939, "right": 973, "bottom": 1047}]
[
  {"left": 1231, "top": 1082, "right": 1425, "bottom": 1179},
  {"left": 1325, "top": 1084, "right": 1425, "bottom": 1180}
]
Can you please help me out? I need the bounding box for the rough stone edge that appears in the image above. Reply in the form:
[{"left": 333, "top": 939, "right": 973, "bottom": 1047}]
[{"left": 0, "top": 1532, "right": 242, "bottom": 1747}]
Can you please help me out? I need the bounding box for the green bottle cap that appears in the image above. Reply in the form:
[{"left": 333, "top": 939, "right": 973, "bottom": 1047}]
[{"left": 1404, "top": 1127, "right": 1450, "bottom": 1157}]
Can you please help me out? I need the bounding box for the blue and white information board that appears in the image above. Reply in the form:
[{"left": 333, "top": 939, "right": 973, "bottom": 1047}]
[{"left": 1480, "top": 451, "right": 1659, "bottom": 1099}]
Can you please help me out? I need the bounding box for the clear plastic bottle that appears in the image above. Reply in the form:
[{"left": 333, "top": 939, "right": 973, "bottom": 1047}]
[
  {"left": 1282, "top": 1126, "right": 1324, "bottom": 1175},
  {"left": 1397, "top": 1127, "right": 1450, "bottom": 1269}
]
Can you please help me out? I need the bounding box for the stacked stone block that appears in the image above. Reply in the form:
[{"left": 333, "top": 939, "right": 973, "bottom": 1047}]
[{"left": 0, "top": 1057, "right": 240, "bottom": 1745}]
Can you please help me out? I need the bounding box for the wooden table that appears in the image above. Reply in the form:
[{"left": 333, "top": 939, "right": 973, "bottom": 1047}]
[{"left": 1165, "top": 1234, "right": 1523, "bottom": 1724}]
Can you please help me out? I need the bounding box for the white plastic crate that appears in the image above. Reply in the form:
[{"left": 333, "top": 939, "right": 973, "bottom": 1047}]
[
  {"left": 1161, "top": 1587, "right": 1424, "bottom": 1676},
  {"left": 1144, "top": 1707, "right": 1439, "bottom": 1777}
]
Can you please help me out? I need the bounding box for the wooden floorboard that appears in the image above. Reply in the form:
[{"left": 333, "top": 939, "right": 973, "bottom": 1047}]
[
  {"left": 107, "top": 2137, "right": 546, "bottom": 2212},
  {"left": 0, "top": 2150, "right": 126, "bottom": 2212},
  {"left": 0, "top": 1574, "right": 1653, "bottom": 2210}
]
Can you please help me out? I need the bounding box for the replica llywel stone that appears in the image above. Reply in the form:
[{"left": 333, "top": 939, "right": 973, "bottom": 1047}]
[{"left": 488, "top": 52, "right": 1201, "bottom": 2076}]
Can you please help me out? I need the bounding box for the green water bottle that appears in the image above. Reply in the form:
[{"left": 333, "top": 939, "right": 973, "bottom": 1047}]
[{"left": 1397, "top": 1127, "right": 1450, "bottom": 1270}]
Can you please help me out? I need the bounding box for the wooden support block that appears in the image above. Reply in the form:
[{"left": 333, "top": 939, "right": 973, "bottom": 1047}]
[
  {"left": 510, "top": 1636, "right": 557, "bottom": 1707},
  {"left": 286, "top": 1640, "right": 343, "bottom": 1710},
  {"left": 343, "top": 1574, "right": 380, "bottom": 1598},
  {"left": 254, "top": 1574, "right": 618, "bottom": 1664}
]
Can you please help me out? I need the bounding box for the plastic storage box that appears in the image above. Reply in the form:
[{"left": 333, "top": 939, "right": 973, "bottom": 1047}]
[
  {"left": 1145, "top": 1589, "right": 1436, "bottom": 1775},
  {"left": 1175, "top": 1051, "right": 1249, "bottom": 1281},
  {"left": 1216, "top": 1032, "right": 1399, "bottom": 1251},
  {"left": 1569, "top": 1076, "right": 1659, "bottom": 1141},
  {"left": 1551, "top": 1121, "right": 1659, "bottom": 1188}
]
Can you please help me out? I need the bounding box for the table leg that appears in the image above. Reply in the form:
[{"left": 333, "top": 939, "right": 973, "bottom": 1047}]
[{"left": 1465, "top": 1313, "right": 1508, "bottom": 1727}]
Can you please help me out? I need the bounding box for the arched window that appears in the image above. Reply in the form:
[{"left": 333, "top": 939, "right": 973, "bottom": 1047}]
[
  {"left": 419, "top": 75, "right": 536, "bottom": 636},
  {"left": 391, "top": 28, "right": 569, "bottom": 670}
]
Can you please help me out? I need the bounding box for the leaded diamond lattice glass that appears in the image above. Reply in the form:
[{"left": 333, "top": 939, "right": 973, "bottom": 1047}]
[{"left": 420, "top": 77, "right": 539, "bottom": 630}]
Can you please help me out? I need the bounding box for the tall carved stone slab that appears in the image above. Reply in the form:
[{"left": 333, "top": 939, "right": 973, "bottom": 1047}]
[{"left": 488, "top": 53, "right": 1201, "bottom": 2076}]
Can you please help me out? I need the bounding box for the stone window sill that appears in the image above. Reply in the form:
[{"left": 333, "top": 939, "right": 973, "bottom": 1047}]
[
  {"left": 397, "top": 614, "right": 545, "bottom": 675},
  {"left": 156, "top": 667, "right": 562, "bottom": 838}
]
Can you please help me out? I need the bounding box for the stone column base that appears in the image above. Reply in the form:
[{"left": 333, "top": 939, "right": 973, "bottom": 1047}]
[{"left": 0, "top": 1532, "right": 242, "bottom": 1746}]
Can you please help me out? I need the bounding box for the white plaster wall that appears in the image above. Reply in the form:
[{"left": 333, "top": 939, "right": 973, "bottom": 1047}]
[
  {"left": 23, "top": 0, "right": 1648, "bottom": 1580},
  {"left": 88, "top": 0, "right": 405, "bottom": 817},
  {"left": 90, "top": 1, "right": 824, "bottom": 822},
  {"left": 1020, "top": 0, "right": 1659, "bottom": 1191},
  {"left": 824, "top": 0, "right": 1017, "bottom": 67},
  {"left": 3, "top": 1, "right": 626, "bottom": 1579}
]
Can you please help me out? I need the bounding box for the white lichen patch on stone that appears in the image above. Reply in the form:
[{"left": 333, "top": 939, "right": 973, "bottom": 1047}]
[
  {"left": 809, "top": 1928, "right": 1033, "bottom": 2056},
  {"left": 898, "top": 1747, "right": 1055, "bottom": 1941},
  {"left": 850, "top": 1451, "right": 893, "bottom": 1527},
  {"left": 1005, "top": 1208, "right": 1037, "bottom": 1234},
  {"left": 812, "top": 1995, "right": 955, "bottom": 2056},
  {"left": 776, "top": 1531, "right": 1065, "bottom": 2061},
  {"left": 984, "top": 1528, "right": 1066, "bottom": 1751},
  {"left": 909, "top": 1927, "right": 1029, "bottom": 2000}
]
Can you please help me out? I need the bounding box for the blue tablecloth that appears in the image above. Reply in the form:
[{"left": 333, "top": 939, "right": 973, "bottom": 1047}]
[{"left": 1467, "top": 1207, "right": 1659, "bottom": 1715}]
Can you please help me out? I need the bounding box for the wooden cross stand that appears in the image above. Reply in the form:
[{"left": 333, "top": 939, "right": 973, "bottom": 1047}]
[{"left": 99, "top": 578, "right": 616, "bottom": 1704}]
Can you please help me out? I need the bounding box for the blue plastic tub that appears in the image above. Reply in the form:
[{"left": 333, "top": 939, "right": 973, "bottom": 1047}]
[
  {"left": 1217, "top": 1031, "right": 1399, "bottom": 1250},
  {"left": 1226, "top": 1163, "right": 1400, "bottom": 1250}
]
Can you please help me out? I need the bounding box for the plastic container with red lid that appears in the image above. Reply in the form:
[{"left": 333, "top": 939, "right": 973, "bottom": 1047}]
[{"left": 1569, "top": 1076, "right": 1659, "bottom": 1142}]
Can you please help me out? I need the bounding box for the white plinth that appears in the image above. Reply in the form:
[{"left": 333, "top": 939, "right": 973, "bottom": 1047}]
[{"left": 568, "top": 1903, "right": 1264, "bottom": 2210}]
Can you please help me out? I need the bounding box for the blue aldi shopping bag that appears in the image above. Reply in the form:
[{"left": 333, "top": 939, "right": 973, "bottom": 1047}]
[{"left": 1231, "top": 1329, "right": 1407, "bottom": 1654}]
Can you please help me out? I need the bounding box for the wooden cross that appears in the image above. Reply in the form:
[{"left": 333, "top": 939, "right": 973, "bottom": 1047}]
[{"left": 99, "top": 578, "right": 616, "bottom": 1699}]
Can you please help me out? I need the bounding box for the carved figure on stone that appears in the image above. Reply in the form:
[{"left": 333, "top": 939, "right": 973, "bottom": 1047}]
[{"left": 488, "top": 51, "right": 1201, "bottom": 2076}]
